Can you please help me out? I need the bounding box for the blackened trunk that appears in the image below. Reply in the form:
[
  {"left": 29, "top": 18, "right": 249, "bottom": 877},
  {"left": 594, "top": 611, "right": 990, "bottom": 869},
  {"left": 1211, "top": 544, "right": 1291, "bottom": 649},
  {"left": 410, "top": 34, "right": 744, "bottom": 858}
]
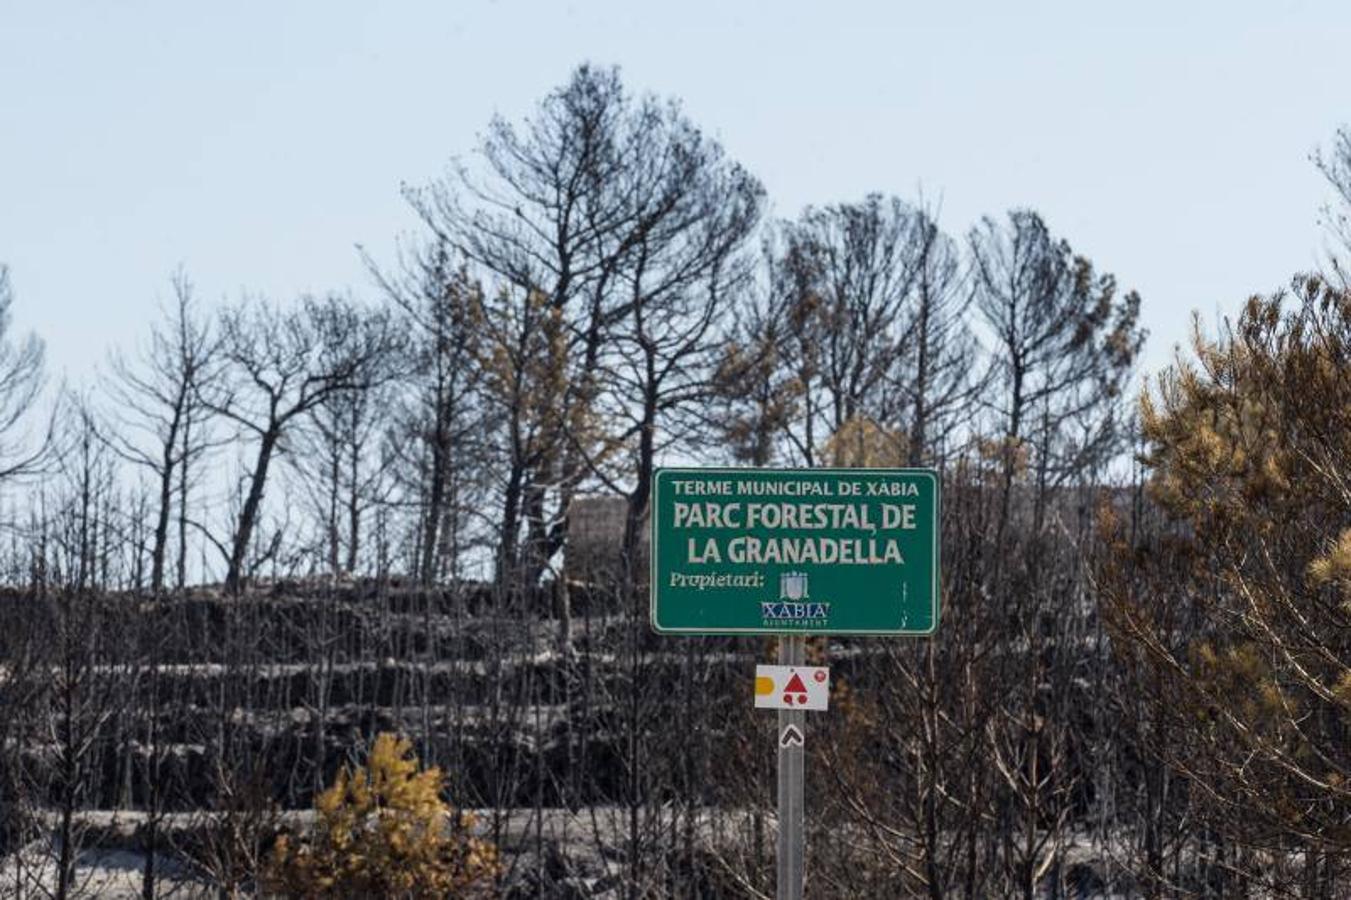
[
  {"left": 495, "top": 459, "right": 524, "bottom": 589},
  {"left": 150, "top": 398, "right": 184, "bottom": 594},
  {"left": 225, "top": 429, "right": 279, "bottom": 594},
  {"left": 177, "top": 409, "right": 192, "bottom": 590},
  {"left": 910, "top": 270, "right": 933, "bottom": 467},
  {"left": 420, "top": 400, "right": 449, "bottom": 584}
]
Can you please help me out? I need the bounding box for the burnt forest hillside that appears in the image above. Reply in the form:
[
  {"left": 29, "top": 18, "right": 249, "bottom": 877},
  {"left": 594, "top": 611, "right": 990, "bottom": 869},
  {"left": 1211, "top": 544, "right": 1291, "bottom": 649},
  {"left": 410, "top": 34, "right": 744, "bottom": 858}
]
[{"left": 2, "top": 60, "right": 1350, "bottom": 898}]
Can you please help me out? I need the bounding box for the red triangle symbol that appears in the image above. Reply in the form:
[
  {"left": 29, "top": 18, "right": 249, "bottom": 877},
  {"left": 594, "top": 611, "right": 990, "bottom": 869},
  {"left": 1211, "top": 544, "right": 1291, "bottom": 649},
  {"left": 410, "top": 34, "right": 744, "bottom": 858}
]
[{"left": 784, "top": 673, "right": 808, "bottom": 695}]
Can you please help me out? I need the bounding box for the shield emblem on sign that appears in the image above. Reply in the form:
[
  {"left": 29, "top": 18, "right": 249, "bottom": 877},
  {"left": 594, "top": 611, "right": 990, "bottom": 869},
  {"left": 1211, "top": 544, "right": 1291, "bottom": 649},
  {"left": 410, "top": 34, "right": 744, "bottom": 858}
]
[{"left": 780, "top": 572, "right": 808, "bottom": 600}]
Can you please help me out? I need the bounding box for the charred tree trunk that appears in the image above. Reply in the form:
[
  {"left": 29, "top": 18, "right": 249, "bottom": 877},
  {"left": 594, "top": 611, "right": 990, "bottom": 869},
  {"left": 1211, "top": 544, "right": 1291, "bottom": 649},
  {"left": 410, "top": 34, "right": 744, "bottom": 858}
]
[{"left": 226, "top": 428, "right": 278, "bottom": 594}]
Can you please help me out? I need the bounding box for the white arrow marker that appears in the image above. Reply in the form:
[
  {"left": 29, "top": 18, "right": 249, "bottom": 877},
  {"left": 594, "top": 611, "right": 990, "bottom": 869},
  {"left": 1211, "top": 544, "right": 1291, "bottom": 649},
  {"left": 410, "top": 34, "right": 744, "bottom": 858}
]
[{"left": 780, "top": 724, "right": 804, "bottom": 748}]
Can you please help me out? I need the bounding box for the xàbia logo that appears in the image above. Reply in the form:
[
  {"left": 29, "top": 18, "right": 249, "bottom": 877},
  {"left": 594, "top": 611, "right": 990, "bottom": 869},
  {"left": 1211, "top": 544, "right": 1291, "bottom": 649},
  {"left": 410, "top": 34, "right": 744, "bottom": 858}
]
[{"left": 761, "top": 572, "right": 830, "bottom": 625}]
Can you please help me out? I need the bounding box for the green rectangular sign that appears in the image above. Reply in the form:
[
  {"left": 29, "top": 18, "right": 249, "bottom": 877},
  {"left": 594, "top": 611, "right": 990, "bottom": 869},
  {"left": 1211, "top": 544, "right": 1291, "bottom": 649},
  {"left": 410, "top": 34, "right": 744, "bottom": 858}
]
[{"left": 650, "top": 467, "right": 940, "bottom": 635}]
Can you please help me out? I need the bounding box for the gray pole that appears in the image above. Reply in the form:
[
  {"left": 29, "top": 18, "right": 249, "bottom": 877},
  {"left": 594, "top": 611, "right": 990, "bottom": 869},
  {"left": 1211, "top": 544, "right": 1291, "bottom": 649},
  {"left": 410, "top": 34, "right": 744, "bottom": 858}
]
[{"left": 777, "top": 634, "right": 806, "bottom": 900}]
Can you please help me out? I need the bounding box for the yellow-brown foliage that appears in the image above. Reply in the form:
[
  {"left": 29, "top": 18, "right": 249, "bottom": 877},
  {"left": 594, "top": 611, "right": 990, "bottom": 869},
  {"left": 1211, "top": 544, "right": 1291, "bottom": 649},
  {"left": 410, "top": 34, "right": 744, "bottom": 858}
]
[
  {"left": 1116, "top": 276, "right": 1351, "bottom": 849},
  {"left": 265, "top": 733, "right": 500, "bottom": 898},
  {"left": 1309, "top": 528, "right": 1351, "bottom": 607},
  {"left": 822, "top": 415, "right": 908, "bottom": 467}
]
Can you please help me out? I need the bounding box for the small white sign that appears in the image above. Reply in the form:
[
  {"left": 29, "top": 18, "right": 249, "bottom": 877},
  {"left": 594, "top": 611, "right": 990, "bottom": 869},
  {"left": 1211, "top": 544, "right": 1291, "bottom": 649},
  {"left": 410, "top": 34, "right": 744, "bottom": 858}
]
[{"left": 754, "top": 664, "right": 829, "bottom": 711}]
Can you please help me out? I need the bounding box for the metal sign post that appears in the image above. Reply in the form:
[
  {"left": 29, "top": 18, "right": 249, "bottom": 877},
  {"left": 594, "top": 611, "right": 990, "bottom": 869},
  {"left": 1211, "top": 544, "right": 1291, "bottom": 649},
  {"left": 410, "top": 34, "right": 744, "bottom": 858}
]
[
  {"left": 777, "top": 634, "right": 805, "bottom": 900},
  {"left": 647, "top": 467, "right": 943, "bottom": 898}
]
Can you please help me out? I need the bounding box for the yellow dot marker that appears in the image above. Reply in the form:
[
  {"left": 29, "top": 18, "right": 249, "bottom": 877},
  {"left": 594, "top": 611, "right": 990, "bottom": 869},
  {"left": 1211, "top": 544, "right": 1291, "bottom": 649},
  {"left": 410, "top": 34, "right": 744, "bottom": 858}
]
[{"left": 755, "top": 675, "right": 774, "bottom": 696}]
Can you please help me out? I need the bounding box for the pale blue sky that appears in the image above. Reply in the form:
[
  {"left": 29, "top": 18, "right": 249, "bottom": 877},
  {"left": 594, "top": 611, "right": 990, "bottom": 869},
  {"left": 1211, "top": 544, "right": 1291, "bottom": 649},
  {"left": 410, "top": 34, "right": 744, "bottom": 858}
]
[{"left": 2, "top": 1, "right": 1347, "bottom": 386}]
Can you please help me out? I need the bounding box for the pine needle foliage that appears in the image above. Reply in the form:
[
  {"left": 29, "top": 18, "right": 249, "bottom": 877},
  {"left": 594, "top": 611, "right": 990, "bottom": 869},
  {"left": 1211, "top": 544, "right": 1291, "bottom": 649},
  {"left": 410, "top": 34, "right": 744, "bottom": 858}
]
[{"left": 1104, "top": 275, "right": 1351, "bottom": 877}]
